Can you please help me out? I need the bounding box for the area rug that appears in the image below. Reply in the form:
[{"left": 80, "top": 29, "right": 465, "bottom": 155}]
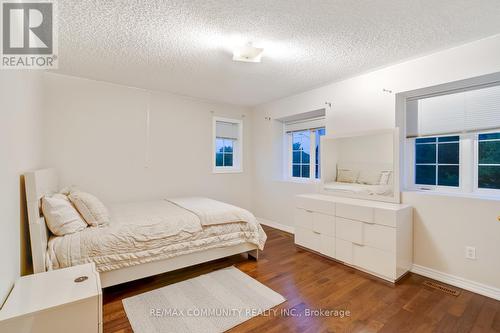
[{"left": 122, "top": 266, "right": 286, "bottom": 333}]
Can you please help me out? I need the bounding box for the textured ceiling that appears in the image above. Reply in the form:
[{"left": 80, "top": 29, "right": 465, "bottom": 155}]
[{"left": 55, "top": 0, "right": 500, "bottom": 106}]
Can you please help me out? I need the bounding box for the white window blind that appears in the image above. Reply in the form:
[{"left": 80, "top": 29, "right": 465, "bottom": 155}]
[
  {"left": 407, "top": 84, "right": 500, "bottom": 137},
  {"left": 216, "top": 121, "right": 239, "bottom": 139},
  {"left": 465, "top": 85, "right": 500, "bottom": 131},
  {"left": 284, "top": 117, "right": 325, "bottom": 133}
]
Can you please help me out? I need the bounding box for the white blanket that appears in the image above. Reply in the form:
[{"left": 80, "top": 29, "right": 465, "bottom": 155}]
[
  {"left": 109, "top": 200, "right": 203, "bottom": 235},
  {"left": 167, "top": 197, "right": 256, "bottom": 226}
]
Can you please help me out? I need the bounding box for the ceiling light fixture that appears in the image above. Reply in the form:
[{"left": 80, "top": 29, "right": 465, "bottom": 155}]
[{"left": 232, "top": 43, "right": 264, "bottom": 63}]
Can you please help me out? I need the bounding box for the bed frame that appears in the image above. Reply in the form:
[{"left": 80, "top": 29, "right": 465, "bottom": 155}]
[{"left": 24, "top": 168, "right": 259, "bottom": 288}]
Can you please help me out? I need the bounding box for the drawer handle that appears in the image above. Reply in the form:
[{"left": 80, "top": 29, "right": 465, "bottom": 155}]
[
  {"left": 353, "top": 242, "right": 364, "bottom": 247},
  {"left": 306, "top": 210, "right": 313, "bottom": 213},
  {"left": 313, "top": 230, "right": 321, "bottom": 234},
  {"left": 74, "top": 276, "right": 88, "bottom": 283}
]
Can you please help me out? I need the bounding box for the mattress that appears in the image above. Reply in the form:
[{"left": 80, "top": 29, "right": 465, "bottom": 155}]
[
  {"left": 323, "top": 181, "right": 393, "bottom": 196},
  {"left": 46, "top": 200, "right": 267, "bottom": 272}
]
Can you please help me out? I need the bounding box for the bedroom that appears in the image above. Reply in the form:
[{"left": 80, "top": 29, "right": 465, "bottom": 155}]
[{"left": 1, "top": 1, "right": 500, "bottom": 332}]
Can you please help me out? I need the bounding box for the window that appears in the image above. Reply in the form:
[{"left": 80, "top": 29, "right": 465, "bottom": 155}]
[
  {"left": 405, "top": 83, "right": 500, "bottom": 195},
  {"left": 213, "top": 117, "right": 242, "bottom": 173},
  {"left": 288, "top": 127, "right": 325, "bottom": 179},
  {"left": 280, "top": 110, "right": 326, "bottom": 180},
  {"left": 215, "top": 138, "right": 234, "bottom": 167},
  {"left": 415, "top": 136, "right": 460, "bottom": 187},
  {"left": 477, "top": 132, "right": 500, "bottom": 190},
  {"left": 292, "top": 130, "right": 311, "bottom": 178}
]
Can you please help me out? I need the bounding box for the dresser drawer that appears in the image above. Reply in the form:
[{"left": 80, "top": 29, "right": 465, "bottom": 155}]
[
  {"left": 374, "top": 208, "right": 397, "bottom": 227},
  {"left": 364, "top": 223, "right": 396, "bottom": 252},
  {"left": 336, "top": 203, "right": 373, "bottom": 223},
  {"left": 336, "top": 217, "right": 363, "bottom": 245},
  {"left": 295, "top": 208, "right": 313, "bottom": 230},
  {"left": 320, "top": 234, "right": 335, "bottom": 258},
  {"left": 295, "top": 227, "right": 320, "bottom": 252},
  {"left": 313, "top": 212, "right": 335, "bottom": 236},
  {"left": 353, "top": 244, "right": 395, "bottom": 279},
  {"left": 335, "top": 238, "right": 353, "bottom": 264},
  {"left": 296, "top": 196, "right": 335, "bottom": 215}
]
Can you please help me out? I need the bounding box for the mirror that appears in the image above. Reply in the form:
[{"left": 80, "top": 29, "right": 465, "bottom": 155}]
[{"left": 320, "top": 128, "right": 400, "bottom": 203}]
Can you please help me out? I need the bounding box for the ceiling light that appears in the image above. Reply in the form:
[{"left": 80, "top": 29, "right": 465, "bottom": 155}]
[
  {"left": 232, "top": 43, "right": 264, "bottom": 63},
  {"left": 194, "top": 32, "right": 299, "bottom": 61}
]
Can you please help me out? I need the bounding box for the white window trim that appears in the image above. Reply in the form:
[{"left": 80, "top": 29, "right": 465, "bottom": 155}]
[
  {"left": 212, "top": 116, "right": 243, "bottom": 174},
  {"left": 284, "top": 128, "right": 323, "bottom": 182}
]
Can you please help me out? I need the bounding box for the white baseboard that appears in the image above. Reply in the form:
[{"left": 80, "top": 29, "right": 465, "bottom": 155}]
[
  {"left": 411, "top": 264, "right": 500, "bottom": 301},
  {"left": 257, "top": 217, "right": 295, "bottom": 234}
]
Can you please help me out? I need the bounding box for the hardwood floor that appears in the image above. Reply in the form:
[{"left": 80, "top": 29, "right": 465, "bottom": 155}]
[{"left": 103, "top": 226, "right": 500, "bottom": 332}]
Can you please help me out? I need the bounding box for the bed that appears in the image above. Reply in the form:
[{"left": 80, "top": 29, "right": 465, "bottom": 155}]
[{"left": 25, "top": 169, "right": 265, "bottom": 287}]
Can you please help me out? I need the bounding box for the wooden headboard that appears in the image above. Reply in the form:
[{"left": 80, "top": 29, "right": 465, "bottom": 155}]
[{"left": 24, "top": 169, "right": 58, "bottom": 273}]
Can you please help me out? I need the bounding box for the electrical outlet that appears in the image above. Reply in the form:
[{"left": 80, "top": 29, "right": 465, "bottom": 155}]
[{"left": 465, "top": 246, "right": 476, "bottom": 260}]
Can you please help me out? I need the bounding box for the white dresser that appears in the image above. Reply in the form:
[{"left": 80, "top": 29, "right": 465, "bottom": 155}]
[
  {"left": 0, "top": 263, "right": 102, "bottom": 333},
  {"left": 295, "top": 194, "right": 413, "bottom": 282}
]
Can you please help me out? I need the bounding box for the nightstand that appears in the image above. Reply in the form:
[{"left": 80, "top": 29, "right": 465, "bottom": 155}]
[{"left": 0, "top": 263, "right": 102, "bottom": 333}]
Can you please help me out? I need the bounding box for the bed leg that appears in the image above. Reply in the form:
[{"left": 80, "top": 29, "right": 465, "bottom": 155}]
[{"left": 247, "top": 249, "right": 259, "bottom": 261}]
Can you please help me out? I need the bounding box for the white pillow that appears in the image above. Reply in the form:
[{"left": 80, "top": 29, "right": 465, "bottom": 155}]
[
  {"left": 379, "top": 171, "right": 392, "bottom": 185},
  {"left": 69, "top": 191, "right": 110, "bottom": 227},
  {"left": 42, "top": 194, "right": 87, "bottom": 236},
  {"left": 357, "top": 170, "right": 382, "bottom": 185},
  {"left": 337, "top": 169, "right": 358, "bottom": 183}
]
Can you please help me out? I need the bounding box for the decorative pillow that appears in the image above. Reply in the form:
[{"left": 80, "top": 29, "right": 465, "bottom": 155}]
[
  {"left": 357, "top": 170, "right": 382, "bottom": 185},
  {"left": 69, "top": 191, "right": 110, "bottom": 227},
  {"left": 337, "top": 169, "right": 358, "bottom": 183},
  {"left": 42, "top": 194, "right": 87, "bottom": 236},
  {"left": 379, "top": 171, "right": 392, "bottom": 185}
]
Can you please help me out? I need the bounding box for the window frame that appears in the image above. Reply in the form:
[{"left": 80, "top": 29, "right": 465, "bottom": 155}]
[
  {"left": 412, "top": 135, "right": 462, "bottom": 190},
  {"left": 406, "top": 131, "right": 500, "bottom": 196},
  {"left": 215, "top": 137, "right": 235, "bottom": 168},
  {"left": 473, "top": 130, "right": 500, "bottom": 195},
  {"left": 212, "top": 117, "right": 243, "bottom": 174},
  {"left": 285, "top": 127, "right": 325, "bottom": 181}
]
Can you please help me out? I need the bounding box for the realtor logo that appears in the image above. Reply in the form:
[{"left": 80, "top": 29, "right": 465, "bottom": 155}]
[{"left": 1, "top": 0, "right": 57, "bottom": 69}]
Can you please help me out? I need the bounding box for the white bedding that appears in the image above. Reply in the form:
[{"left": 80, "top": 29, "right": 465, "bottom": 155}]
[
  {"left": 323, "top": 181, "right": 393, "bottom": 196},
  {"left": 167, "top": 197, "right": 256, "bottom": 226},
  {"left": 47, "top": 199, "right": 266, "bottom": 272}
]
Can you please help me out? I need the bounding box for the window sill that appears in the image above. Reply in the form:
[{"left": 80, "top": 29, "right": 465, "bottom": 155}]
[
  {"left": 213, "top": 168, "right": 243, "bottom": 174},
  {"left": 404, "top": 188, "right": 500, "bottom": 201}
]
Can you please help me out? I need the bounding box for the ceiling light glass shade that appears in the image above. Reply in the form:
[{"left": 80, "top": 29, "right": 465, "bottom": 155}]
[{"left": 232, "top": 44, "right": 264, "bottom": 63}]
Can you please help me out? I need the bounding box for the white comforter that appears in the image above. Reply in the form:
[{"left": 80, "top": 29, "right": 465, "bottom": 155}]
[
  {"left": 167, "top": 197, "right": 257, "bottom": 226},
  {"left": 47, "top": 199, "right": 266, "bottom": 272}
]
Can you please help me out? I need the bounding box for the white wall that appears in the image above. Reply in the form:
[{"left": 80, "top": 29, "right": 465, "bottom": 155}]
[
  {"left": 252, "top": 34, "right": 500, "bottom": 289},
  {"left": 0, "top": 72, "right": 44, "bottom": 305},
  {"left": 43, "top": 74, "right": 253, "bottom": 209},
  {"left": 3, "top": 34, "right": 500, "bottom": 304}
]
